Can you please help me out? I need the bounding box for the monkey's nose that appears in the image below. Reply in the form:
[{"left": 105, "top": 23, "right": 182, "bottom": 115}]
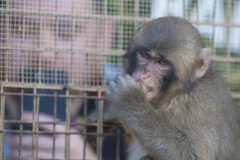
[
  {"left": 142, "top": 75, "right": 150, "bottom": 80},
  {"left": 140, "top": 73, "right": 151, "bottom": 81},
  {"left": 141, "top": 69, "right": 150, "bottom": 79}
]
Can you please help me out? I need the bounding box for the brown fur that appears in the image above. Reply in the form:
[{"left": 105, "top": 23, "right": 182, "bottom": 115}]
[{"left": 106, "top": 17, "right": 240, "bottom": 160}]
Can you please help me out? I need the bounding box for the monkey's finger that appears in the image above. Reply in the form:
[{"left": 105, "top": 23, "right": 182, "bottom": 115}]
[
  {"left": 125, "top": 75, "right": 136, "bottom": 86},
  {"left": 114, "top": 74, "right": 122, "bottom": 80},
  {"left": 107, "top": 81, "right": 117, "bottom": 91},
  {"left": 105, "top": 88, "right": 112, "bottom": 97},
  {"left": 139, "top": 83, "right": 148, "bottom": 93},
  {"left": 115, "top": 75, "right": 126, "bottom": 86}
]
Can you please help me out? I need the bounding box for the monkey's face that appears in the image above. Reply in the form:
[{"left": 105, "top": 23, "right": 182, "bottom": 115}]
[
  {"left": 124, "top": 17, "right": 208, "bottom": 101},
  {"left": 131, "top": 51, "right": 171, "bottom": 101}
]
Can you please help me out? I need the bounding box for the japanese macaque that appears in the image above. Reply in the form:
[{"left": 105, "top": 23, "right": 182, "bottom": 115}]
[{"left": 106, "top": 17, "right": 240, "bottom": 160}]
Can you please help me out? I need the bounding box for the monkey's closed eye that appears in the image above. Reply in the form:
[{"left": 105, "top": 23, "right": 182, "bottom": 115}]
[
  {"left": 158, "top": 59, "right": 168, "bottom": 65},
  {"left": 141, "top": 53, "right": 151, "bottom": 59}
]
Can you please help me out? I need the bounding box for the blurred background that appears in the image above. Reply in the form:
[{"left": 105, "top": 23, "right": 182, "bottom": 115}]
[{"left": 0, "top": 0, "right": 239, "bottom": 160}]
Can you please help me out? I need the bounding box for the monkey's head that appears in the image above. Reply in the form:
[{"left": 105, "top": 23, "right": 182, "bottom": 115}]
[{"left": 124, "top": 16, "right": 210, "bottom": 101}]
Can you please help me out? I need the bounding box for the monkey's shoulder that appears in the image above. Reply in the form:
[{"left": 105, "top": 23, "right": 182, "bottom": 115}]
[{"left": 194, "top": 69, "right": 232, "bottom": 103}]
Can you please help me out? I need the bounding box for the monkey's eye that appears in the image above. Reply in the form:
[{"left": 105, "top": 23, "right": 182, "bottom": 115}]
[
  {"left": 158, "top": 59, "right": 168, "bottom": 65},
  {"left": 141, "top": 53, "right": 151, "bottom": 59}
]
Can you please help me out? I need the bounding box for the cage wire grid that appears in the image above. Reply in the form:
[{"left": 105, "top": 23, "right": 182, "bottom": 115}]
[{"left": 0, "top": 0, "right": 239, "bottom": 160}]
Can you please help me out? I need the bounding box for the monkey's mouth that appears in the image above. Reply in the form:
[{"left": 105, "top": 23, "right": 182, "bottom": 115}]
[
  {"left": 146, "top": 87, "right": 152, "bottom": 92},
  {"left": 145, "top": 86, "right": 156, "bottom": 100}
]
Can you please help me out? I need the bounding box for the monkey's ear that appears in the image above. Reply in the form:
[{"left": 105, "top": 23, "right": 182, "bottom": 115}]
[{"left": 195, "top": 48, "right": 211, "bottom": 78}]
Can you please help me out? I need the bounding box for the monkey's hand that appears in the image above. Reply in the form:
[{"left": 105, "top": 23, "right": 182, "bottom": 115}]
[{"left": 106, "top": 75, "right": 147, "bottom": 110}]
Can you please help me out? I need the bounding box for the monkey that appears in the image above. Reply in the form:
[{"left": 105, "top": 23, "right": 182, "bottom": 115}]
[{"left": 106, "top": 16, "right": 240, "bottom": 160}]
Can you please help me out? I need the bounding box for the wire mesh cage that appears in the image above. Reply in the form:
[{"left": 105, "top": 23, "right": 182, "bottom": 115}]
[{"left": 0, "top": 0, "right": 239, "bottom": 160}]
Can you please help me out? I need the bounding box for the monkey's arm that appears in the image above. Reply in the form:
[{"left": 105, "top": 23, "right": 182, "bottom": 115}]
[{"left": 106, "top": 75, "right": 197, "bottom": 160}]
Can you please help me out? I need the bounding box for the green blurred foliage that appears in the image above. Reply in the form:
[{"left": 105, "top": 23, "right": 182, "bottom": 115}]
[
  {"left": 108, "top": 0, "right": 151, "bottom": 16},
  {"left": 107, "top": 0, "right": 151, "bottom": 63}
]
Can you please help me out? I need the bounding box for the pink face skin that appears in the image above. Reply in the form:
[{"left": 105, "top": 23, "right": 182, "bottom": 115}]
[
  {"left": 132, "top": 52, "right": 171, "bottom": 101},
  {"left": 6, "top": 0, "right": 113, "bottom": 85}
]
